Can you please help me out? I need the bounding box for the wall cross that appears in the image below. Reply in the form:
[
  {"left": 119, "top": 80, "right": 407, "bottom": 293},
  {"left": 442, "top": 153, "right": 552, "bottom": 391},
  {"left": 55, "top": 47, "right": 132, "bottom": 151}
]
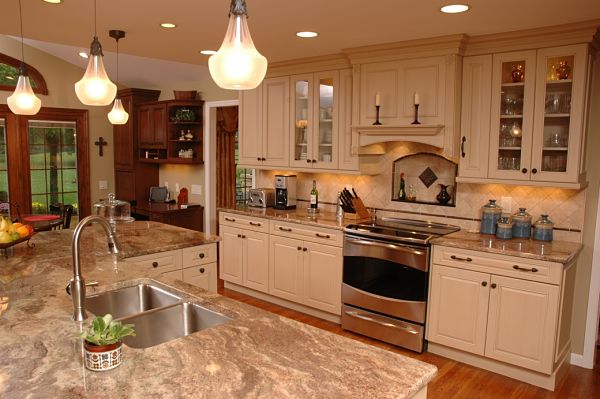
[{"left": 94, "top": 137, "right": 108, "bottom": 157}]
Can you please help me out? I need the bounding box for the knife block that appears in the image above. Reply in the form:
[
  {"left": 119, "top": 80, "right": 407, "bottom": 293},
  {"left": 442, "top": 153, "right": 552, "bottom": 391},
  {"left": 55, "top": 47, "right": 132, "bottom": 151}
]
[{"left": 351, "top": 198, "right": 371, "bottom": 219}]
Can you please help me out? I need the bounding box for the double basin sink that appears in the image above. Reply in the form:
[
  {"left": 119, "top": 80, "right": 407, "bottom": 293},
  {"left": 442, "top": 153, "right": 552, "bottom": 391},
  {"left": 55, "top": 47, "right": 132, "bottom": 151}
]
[{"left": 86, "top": 283, "right": 232, "bottom": 348}]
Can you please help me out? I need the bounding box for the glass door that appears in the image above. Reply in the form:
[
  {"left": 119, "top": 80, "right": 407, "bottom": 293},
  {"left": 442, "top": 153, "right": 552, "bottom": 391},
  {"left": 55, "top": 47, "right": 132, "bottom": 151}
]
[
  {"left": 28, "top": 120, "right": 79, "bottom": 224},
  {"left": 313, "top": 71, "right": 338, "bottom": 168},
  {"left": 488, "top": 50, "right": 536, "bottom": 180},
  {"left": 0, "top": 119, "right": 9, "bottom": 218},
  {"left": 291, "top": 74, "right": 313, "bottom": 168}
]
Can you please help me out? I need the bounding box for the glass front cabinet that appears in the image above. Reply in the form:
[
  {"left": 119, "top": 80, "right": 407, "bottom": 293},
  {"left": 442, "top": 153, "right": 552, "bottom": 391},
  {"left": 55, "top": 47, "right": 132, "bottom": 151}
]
[
  {"left": 290, "top": 71, "right": 339, "bottom": 170},
  {"left": 489, "top": 44, "right": 589, "bottom": 184}
]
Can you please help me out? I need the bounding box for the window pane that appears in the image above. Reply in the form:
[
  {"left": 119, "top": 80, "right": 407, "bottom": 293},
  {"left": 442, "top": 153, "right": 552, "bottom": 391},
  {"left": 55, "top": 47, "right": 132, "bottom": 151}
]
[
  {"left": 0, "top": 119, "right": 8, "bottom": 216},
  {"left": 46, "top": 169, "right": 63, "bottom": 195},
  {"left": 63, "top": 192, "right": 79, "bottom": 215},
  {"left": 31, "top": 194, "right": 48, "bottom": 214},
  {"left": 62, "top": 146, "right": 77, "bottom": 168},
  {"left": 30, "top": 170, "right": 46, "bottom": 194},
  {"left": 29, "top": 145, "right": 46, "bottom": 169},
  {"left": 62, "top": 169, "right": 77, "bottom": 192}
]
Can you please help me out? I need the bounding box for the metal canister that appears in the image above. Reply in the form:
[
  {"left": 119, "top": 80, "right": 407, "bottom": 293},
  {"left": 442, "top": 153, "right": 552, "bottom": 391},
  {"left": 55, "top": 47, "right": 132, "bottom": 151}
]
[
  {"left": 496, "top": 216, "right": 513, "bottom": 240},
  {"left": 512, "top": 208, "right": 532, "bottom": 239},
  {"left": 480, "top": 199, "right": 503, "bottom": 235},
  {"left": 533, "top": 214, "right": 554, "bottom": 241}
]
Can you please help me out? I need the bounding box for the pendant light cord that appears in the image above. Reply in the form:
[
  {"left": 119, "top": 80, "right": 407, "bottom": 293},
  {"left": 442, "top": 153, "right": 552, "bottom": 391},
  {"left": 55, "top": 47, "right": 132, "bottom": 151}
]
[
  {"left": 116, "top": 38, "right": 119, "bottom": 82},
  {"left": 18, "top": 0, "right": 25, "bottom": 63},
  {"left": 94, "top": 0, "right": 97, "bottom": 36}
]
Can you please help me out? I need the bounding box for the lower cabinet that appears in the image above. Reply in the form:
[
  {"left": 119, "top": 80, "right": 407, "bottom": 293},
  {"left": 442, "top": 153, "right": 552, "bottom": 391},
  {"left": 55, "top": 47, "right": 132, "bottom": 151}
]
[
  {"left": 124, "top": 243, "right": 218, "bottom": 293},
  {"left": 427, "top": 245, "right": 575, "bottom": 384}
]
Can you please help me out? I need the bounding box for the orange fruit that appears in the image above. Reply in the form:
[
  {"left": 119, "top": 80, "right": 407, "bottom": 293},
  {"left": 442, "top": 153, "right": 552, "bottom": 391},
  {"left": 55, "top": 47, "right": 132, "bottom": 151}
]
[
  {"left": 13, "top": 222, "right": 23, "bottom": 229},
  {"left": 16, "top": 226, "right": 30, "bottom": 238}
]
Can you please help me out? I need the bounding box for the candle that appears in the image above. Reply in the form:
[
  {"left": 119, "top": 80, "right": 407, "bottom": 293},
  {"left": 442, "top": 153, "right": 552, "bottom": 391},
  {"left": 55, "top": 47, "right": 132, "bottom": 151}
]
[
  {"left": 375, "top": 92, "right": 380, "bottom": 106},
  {"left": 414, "top": 92, "right": 420, "bottom": 105}
]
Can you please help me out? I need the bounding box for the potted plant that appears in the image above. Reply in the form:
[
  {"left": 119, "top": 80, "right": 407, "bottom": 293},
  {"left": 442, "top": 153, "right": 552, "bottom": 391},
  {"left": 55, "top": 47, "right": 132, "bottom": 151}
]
[{"left": 81, "top": 314, "right": 135, "bottom": 371}]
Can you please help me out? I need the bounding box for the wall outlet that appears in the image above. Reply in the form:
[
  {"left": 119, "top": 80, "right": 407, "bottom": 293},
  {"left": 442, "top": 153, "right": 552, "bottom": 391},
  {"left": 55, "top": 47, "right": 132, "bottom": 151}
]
[
  {"left": 500, "top": 196, "right": 512, "bottom": 214},
  {"left": 191, "top": 184, "right": 202, "bottom": 195},
  {"left": 99, "top": 180, "right": 108, "bottom": 190}
]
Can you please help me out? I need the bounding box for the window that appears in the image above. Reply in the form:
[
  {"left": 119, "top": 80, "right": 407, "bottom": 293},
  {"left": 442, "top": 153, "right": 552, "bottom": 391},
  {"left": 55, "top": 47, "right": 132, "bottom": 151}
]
[
  {"left": 0, "top": 118, "right": 8, "bottom": 217},
  {"left": 235, "top": 129, "right": 254, "bottom": 204},
  {"left": 0, "top": 53, "right": 48, "bottom": 95}
]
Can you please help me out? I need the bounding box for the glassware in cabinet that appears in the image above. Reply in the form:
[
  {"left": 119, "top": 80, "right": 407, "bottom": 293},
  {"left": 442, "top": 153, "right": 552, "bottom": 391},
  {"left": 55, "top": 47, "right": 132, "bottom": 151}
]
[
  {"left": 317, "top": 76, "right": 334, "bottom": 165},
  {"left": 292, "top": 78, "right": 310, "bottom": 164}
]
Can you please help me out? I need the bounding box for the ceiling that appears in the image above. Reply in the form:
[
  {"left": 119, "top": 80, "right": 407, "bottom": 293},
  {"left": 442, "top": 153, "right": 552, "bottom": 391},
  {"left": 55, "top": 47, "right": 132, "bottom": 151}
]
[{"left": 1, "top": 0, "right": 599, "bottom": 88}]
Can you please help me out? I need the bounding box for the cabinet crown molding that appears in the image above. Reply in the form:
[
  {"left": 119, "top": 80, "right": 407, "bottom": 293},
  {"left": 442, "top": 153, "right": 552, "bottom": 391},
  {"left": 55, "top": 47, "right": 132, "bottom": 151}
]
[{"left": 352, "top": 125, "right": 445, "bottom": 148}]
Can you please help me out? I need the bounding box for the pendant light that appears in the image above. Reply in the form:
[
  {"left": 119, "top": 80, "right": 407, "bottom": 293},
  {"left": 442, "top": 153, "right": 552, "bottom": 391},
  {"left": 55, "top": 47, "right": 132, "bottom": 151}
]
[
  {"left": 74, "top": 0, "right": 116, "bottom": 106},
  {"left": 7, "top": 0, "right": 41, "bottom": 115},
  {"left": 107, "top": 30, "right": 128, "bottom": 125},
  {"left": 208, "top": 0, "right": 267, "bottom": 90}
]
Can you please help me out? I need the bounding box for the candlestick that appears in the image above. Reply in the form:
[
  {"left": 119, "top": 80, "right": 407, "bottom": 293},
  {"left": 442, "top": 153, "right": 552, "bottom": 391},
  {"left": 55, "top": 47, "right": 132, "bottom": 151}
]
[
  {"left": 375, "top": 92, "right": 380, "bottom": 106},
  {"left": 411, "top": 104, "right": 421, "bottom": 125},
  {"left": 373, "top": 105, "right": 382, "bottom": 125},
  {"left": 414, "top": 92, "right": 420, "bottom": 105}
]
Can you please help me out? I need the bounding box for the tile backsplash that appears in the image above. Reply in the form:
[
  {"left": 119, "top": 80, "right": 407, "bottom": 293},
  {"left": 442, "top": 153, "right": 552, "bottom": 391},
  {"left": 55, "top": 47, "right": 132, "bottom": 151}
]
[{"left": 255, "top": 142, "right": 586, "bottom": 242}]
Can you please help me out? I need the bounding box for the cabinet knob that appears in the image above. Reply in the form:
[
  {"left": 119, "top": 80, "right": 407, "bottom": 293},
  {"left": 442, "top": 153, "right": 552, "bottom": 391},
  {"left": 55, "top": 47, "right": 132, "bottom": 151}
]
[
  {"left": 521, "top": 168, "right": 528, "bottom": 174},
  {"left": 199, "top": 267, "right": 205, "bottom": 274},
  {"left": 241, "top": 235, "right": 246, "bottom": 239},
  {"left": 237, "top": 234, "right": 242, "bottom": 238},
  {"left": 257, "top": 157, "right": 261, "bottom": 161},
  {"left": 297, "top": 246, "right": 302, "bottom": 251},
  {"left": 199, "top": 253, "right": 205, "bottom": 259},
  {"left": 152, "top": 261, "right": 159, "bottom": 268},
  {"left": 481, "top": 281, "right": 488, "bottom": 287},
  {"left": 306, "top": 159, "right": 311, "bottom": 163},
  {"left": 312, "top": 159, "right": 317, "bottom": 163},
  {"left": 303, "top": 247, "right": 307, "bottom": 252},
  {"left": 262, "top": 157, "right": 266, "bottom": 161},
  {"left": 532, "top": 168, "right": 538, "bottom": 174},
  {"left": 461, "top": 136, "right": 466, "bottom": 158},
  {"left": 491, "top": 283, "right": 497, "bottom": 289}
]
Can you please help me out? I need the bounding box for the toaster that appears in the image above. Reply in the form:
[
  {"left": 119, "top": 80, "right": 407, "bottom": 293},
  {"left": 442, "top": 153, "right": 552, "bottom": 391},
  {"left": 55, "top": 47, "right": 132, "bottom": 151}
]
[{"left": 248, "top": 188, "right": 275, "bottom": 208}]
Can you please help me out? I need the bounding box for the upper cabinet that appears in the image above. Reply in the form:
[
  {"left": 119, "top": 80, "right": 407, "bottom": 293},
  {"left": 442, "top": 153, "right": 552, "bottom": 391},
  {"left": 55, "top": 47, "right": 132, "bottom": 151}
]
[
  {"left": 458, "top": 43, "right": 592, "bottom": 188},
  {"left": 238, "top": 76, "right": 290, "bottom": 168}
]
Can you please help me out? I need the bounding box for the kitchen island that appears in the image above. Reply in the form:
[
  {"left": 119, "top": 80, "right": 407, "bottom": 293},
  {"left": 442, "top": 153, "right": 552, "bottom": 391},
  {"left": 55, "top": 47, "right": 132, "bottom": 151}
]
[{"left": 0, "top": 221, "right": 436, "bottom": 398}]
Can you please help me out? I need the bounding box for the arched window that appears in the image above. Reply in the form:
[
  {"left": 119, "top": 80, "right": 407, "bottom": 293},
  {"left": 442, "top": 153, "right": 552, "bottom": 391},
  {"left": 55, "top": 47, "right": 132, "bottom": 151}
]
[{"left": 0, "top": 52, "right": 48, "bottom": 95}]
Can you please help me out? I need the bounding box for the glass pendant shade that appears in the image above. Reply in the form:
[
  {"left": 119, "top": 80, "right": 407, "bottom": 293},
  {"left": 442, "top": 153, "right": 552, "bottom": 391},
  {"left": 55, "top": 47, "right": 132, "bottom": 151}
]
[
  {"left": 209, "top": 13, "right": 267, "bottom": 90},
  {"left": 75, "top": 37, "right": 117, "bottom": 106},
  {"left": 108, "top": 98, "right": 129, "bottom": 124},
  {"left": 7, "top": 73, "right": 41, "bottom": 115}
]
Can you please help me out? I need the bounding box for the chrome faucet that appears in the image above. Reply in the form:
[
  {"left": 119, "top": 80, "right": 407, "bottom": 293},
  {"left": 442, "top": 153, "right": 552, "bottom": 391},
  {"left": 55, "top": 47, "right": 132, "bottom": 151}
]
[{"left": 70, "top": 215, "right": 120, "bottom": 321}]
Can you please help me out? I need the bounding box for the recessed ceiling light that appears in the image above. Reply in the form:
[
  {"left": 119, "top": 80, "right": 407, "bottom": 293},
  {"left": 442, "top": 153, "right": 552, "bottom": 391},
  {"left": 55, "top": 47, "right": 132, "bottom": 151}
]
[
  {"left": 78, "top": 51, "right": 89, "bottom": 59},
  {"left": 43, "top": 0, "right": 63, "bottom": 4},
  {"left": 160, "top": 23, "right": 177, "bottom": 29},
  {"left": 5, "top": 75, "right": 15, "bottom": 80},
  {"left": 200, "top": 50, "right": 217, "bottom": 55},
  {"left": 296, "top": 31, "right": 318, "bottom": 38},
  {"left": 440, "top": 4, "right": 470, "bottom": 13}
]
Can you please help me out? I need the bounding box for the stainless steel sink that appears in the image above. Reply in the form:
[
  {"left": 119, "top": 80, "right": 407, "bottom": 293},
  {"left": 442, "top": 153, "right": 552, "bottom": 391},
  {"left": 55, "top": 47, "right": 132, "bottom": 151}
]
[
  {"left": 119, "top": 302, "right": 232, "bottom": 348},
  {"left": 87, "top": 283, "right": 181, "bottom": 319}
]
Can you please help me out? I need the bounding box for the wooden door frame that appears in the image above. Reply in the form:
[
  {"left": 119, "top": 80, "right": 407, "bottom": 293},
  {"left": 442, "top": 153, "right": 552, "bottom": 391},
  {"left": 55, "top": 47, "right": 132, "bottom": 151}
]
[{"left": 0, "top": 105, "right": 91, "bottom": 218}]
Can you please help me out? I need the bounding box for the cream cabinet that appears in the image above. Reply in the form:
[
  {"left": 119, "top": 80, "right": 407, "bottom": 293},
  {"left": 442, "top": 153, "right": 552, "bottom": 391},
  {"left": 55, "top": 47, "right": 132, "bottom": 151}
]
[
  {"left": 124, "top": 243, "right": 218, "bottom": 293},
  {"left": 427, "top": 245, "right": 576, "bottom": 389},
  {"left": 238, "top": 76, "right": 290, "bottom": 168},
  {"left": 219, "top": 213, "right": 269, "bottom": 293},
  {"left": 269, "top": 235, "right": 304, "bottom": 303}
]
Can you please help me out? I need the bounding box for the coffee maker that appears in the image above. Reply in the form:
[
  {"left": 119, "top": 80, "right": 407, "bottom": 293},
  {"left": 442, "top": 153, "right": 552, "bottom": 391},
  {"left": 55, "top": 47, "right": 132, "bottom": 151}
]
[{"left": 274, "top": 175, "right": 297, "bottom": 210}]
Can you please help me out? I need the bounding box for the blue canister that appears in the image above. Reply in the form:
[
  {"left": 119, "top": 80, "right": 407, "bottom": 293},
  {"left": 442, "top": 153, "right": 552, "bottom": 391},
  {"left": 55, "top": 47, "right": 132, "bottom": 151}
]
[
  {"left": 480, "top": 199, "right": 503, "bottom": 235},
  {"left": 512, "top": 208, "right": 532, "bottom": 239},
  {"left": 496, "top": 216, "right": 513, "bottom": 239},
  {"left": 533, "top": 214, "right": 554, "bottom": 241}
]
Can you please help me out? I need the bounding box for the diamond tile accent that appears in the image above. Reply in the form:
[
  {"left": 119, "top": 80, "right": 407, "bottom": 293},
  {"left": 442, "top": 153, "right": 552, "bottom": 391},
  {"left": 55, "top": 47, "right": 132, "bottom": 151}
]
[{"left": 419, "top": 167, "right": 438, "bottom": 188}]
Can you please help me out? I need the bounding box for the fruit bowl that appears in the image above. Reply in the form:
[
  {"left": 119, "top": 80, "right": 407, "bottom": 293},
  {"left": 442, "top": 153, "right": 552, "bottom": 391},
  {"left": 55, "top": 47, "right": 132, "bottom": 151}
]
[{"left": 0, "top": 234, "right": 34, "bottom": 250}]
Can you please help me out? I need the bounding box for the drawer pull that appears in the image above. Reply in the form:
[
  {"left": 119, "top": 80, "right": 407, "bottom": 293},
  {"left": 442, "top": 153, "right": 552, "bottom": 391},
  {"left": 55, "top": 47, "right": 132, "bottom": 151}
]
[
  {"left": 241, "top": 235, "right": 246, "bottom": 239},
  {"left": 237, "top": 234, "right": 242, "bottom": 238},
  {"left": 278, "top": 227, "right": 292, "bottom": 232},
  {"left": 297, "top": 246, "right": 302, "bottom": 251},
  {"left": 513, "top": 265, "right": 538, "bottom": 273},
  {"left": 249, "top": 221, "right": 262, "bottom": 226},
  {"left": 199, "top": 267, "right": 205, "bottom": 274},
  {"left": 199, "top": 253, "right": 205, "bottom": 259},
  {"left": 491, "top": 283, "right": 497, "bottom": 289},
  {"left": 152, "top": 261, "right": 159, "bottom": 268},
  {"left": 224, "top": 217, "right": 236, "bottom": 222},
  {"left": 303, "top": 247, "right": 307, "bottom": 252},
  {"left": 315, "top": 233, "right": 330, "bottom": 239},
  {"left": 450, "top": 255, "right": 472, "bottom": 262},
  {"left": 481, "top": 281, "right": 487, "bottom": 287}
]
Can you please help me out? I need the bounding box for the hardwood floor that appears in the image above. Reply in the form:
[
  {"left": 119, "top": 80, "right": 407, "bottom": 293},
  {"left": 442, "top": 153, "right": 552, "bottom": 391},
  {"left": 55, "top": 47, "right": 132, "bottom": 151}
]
[{"left": 219, "top": 287, "right": 600, "bottom": 399}]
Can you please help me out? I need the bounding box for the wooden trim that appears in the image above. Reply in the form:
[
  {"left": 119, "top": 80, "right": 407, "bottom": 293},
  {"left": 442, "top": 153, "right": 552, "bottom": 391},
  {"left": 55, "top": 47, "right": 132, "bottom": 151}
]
[
  {"left": 268, "top": 54, "right": 351, "bottom": 77},
  {"left": 0, "top": 53, "right": 49, "bottom": 95}
]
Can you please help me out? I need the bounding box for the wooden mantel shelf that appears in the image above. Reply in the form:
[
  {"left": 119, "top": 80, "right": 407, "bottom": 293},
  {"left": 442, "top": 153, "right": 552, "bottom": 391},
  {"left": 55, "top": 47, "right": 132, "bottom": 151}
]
[{"left": 352, "top": 124, "right": 445, "bottom": 148}]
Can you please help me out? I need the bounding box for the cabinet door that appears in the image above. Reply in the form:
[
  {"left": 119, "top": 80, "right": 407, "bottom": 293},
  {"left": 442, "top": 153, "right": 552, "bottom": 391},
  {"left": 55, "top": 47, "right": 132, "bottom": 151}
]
[
  {"left": 183, "top": 263, "right": 216, "bottom": 292},
  {"left": 269, "top": 235, "right": 303, "bottom": 303},
  {"left": 290, "top": 74, "right": 314, "bottom": 168},
  {"left": 488, "top": 50, "right": 537, "bottom": 180},
  {"left": 138, "top": 105, "right": 154, "bottom": 146},
  {"left": 243, "top": 230, "right": 269, "bottom": 293},
  {"left": 151, "top": 104, "right": 167, "bottom": 147},
  {"left": 262, "top": 76, "right": 290, "bottom": 167},
  {"left": 458, "top": 55, "right": 492, "bottom": 179},
  {"left": 530, "top": 44, "right": 588, "bottom": 184},
  {"left": 161, "top": 269, "right": 183, "bottom": 281},
  {"left": 313, "top": 70, "right": 339, "bottom": 169},
  {"left": 219, "top": 225, "right": 243, "bottom": 285},
  {"left": 238, "top": 87, "right": 263, "bottom": 166},
  {"left": 114, "top": 96, "right": 135, "bottom": 170},
  {"left": 485, "top": 275, "right": 560, "bottom": 374},
  {"left": 302, "top": 242, "right": 342, "bottom": 314},
  {"left": 427, "top": 265, "right": 490, "bottom": 356},
  {"left": 338, "top": 68, "right": 358, "bottom": 171}
]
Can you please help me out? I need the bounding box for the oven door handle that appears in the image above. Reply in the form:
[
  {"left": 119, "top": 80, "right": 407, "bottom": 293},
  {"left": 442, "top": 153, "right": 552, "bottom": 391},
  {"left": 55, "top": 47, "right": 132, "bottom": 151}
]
[
  {"left": 345, "top": 236, "right": 425, "bottom": 257},
  {"left": 344, "top": 310, "right": 419, "bottom": 335}
]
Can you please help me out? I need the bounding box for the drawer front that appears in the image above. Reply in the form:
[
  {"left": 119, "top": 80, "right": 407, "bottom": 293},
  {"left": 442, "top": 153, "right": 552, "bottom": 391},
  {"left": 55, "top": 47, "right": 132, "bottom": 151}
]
[
  {"left": 126, "top": 249, "right": 182, "bottom": 273},
  {"left": 432, "top": 245, "right": 562, "bottom": 285},
  {"left": 183, "top": 262, "right": 216, "bottom": 292},
  {"left": 182, "top": 243, "right": 217, "bottom": 267},
  {"left": 219, "top": 212, "right": 269, "bottom": 233},
  {"left": 270, "top": 220, "right": 342, "bottom": 247}
]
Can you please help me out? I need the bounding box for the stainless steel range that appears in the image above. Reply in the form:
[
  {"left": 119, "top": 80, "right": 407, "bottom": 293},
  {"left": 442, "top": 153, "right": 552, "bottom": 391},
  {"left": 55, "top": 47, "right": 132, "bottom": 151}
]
[{"left": 342, "top": 218, "right": 459, "bottom": 352}]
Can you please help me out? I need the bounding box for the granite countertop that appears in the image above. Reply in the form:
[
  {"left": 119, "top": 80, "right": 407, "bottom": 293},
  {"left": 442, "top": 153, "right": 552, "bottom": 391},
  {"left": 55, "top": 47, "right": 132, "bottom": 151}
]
[
  {"left": 431, "top": 230, "right": 583, "bottom": 264},
  {"left": 218, "top": 205, "right": 370, "bottom": 231},
  {"left": 0, "top": 221, "right": 436, "bottom": 398}
]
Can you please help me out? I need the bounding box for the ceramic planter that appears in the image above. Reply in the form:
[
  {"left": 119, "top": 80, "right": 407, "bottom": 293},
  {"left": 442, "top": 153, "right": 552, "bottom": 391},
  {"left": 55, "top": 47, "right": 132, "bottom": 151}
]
[{"left": 84, "top": 340, "right": 122, "bottom": 371}]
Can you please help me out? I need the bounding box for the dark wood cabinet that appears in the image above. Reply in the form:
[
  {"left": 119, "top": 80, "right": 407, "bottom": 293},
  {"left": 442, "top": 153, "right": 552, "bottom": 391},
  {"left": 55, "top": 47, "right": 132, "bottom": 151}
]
[
  {"left": 138, "top": 103, "right": 167, "bottom": 148},
  {"left": 113, "top": 88, "right": 161, "bottom": 204},
  {"left": 134, "top": 202, "right": 204, "bottom": 232}
]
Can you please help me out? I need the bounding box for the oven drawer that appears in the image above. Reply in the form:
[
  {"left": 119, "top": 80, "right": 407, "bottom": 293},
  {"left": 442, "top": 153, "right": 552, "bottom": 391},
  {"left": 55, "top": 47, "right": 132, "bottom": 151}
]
[
  {"left": 341, "top": 304, "right": 425, "bottom": 352},
  {"left": 270, "top": 220, "right": 343, "bottom": 247},
  {"left": 219, "top": 212, "right": 269, "bottom": 233},
  {"left": 432, "top": 245, "right": 562, "bottom": 285}
]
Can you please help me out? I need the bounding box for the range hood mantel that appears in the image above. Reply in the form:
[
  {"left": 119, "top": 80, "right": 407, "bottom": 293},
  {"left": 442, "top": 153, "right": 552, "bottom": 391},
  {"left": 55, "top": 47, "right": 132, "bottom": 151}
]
[{"left": 353, "top": 124, "right": 445, "bottom": 148}]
